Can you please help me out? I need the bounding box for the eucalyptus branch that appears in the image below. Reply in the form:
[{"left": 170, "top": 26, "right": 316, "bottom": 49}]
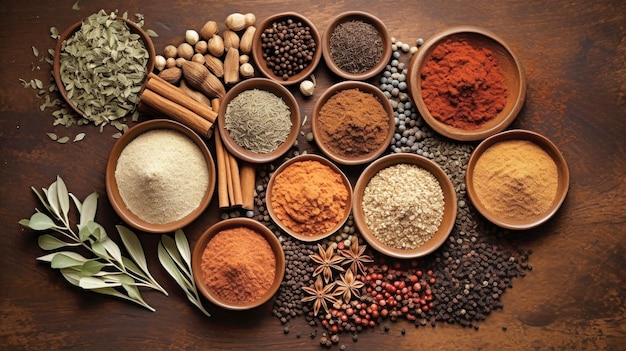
[{"left": 19, "top": 176, "right": 167, "bottom": 312}]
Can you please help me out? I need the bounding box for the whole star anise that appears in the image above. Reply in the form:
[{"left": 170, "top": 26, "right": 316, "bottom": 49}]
[
  {"left": 334, "top": 269, "right": 365, "bottom": 302},
  {"left": 301, "top": 275, "right": 339, "bottom": 316},
  {"left": 340, "top": 239, "right": 373, "bottom": 276},
  {"left": 310, "top": 244, "right": 344, "bottom": 283}
]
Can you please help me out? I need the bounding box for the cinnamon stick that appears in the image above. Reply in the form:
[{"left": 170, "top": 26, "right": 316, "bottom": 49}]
[
  {"left": 214, "top": 128, "right": 230, "bottom": 208},
  {"left": 228, "top": 153, "right": 243, "bottom": 207},
  {"left": 140, "top": 88, "right": 213, "bottom": 138},
  {"left": 145, "top": 73, "right": 217, "bottom": 123},
  {"left": 240, "top": 162, "right": 256, "bottom": 210}
]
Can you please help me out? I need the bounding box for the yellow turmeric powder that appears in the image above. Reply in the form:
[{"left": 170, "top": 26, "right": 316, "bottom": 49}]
[{"left": 270, "top": 160, "right": 349, "bottom": 236}]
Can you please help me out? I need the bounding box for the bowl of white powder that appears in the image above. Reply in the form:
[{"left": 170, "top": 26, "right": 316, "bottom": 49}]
[{"left": 106, "top": 119, "right": 216, "bottom": 233}]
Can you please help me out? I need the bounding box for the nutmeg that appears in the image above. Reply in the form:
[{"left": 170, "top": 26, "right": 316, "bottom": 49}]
[
  {"left": 239, "top": 26, "right": 256, "bottom": 54},
  {"left": 225, "top": 12, "right": 255, "bottom": 31},
  {"left": 177, "top": 43, "right": 194, "bottom": 60},
  {"left": 200, "top": 20, "right": 219, "bottom": 40},
  {"left": 223, "top": 29, "right": 240, "bottom": 51},
  {"left": 208, "top": 34, "right": 225, "bottom": 57}
]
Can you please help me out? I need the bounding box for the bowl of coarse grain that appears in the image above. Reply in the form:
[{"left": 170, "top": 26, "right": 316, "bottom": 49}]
[
  {"left": 217, "top": 77, "right": 301, "bottom": 163},
  {"left": 352, "top": 153, "right": 457, "bottom": 259},
  {"left": 53, "top": 11, "right": 155, "bottom": 121},
  {"left": 407, "top": 26, "right": 526, "bottom": 141},
  {"left": 105, "top": 119, "right": 215, "bottom": 233},
  {"left": 266, "top": 154, "right": 353, "bottom": 242},
  {"left": 252, "top": 12, "right": 322, "bottom": 85},
  {"left": 311, "top": 80, "right": 395, "bottom": 165},
  {"left": 191, "top": 217, "right": 285, "bottom": 310},
  {"left": 466, "top": 129, "right": 570, "bottom": 230},
  {"left": 322, "top": 11, "right": 392, "bottom": 81}
]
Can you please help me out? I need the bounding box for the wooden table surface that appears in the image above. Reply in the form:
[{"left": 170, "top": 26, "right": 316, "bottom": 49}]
[{"left": 1, "top": 1, "right": 625, "bottom": 350}]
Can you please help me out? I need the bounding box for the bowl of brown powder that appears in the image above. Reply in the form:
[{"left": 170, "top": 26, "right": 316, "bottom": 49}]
[
  {"left": 191, "top": 217, "right": 285, "bottom": 310},
  {"left": 407, "top": 26, "right": 526, "bottom": 141},
  {"left": 312, "top": 81, "right": 395, "bottom": 165},
  {"left": 105, "top": 119, "right": 215, "bottom": 233},
  {"left": 466, "top": 129, "right": 570, "bottom": 230},
  {"left": 352, "top": 153, "right": 457, "bottom": 259}
]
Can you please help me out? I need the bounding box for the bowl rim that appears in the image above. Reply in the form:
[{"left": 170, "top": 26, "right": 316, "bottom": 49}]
[
  {"left": 407, "top": 25, "right": 526, "bottom": 141},
  {"left": 266, "top": 154, "right": 353, "bottom": 242},
  {"left": 311, "top": 80, "right": 395, "bottom": 165},
  {"left": 352, "top": 153, "right": 458, "bottom": 258},
  {"left": 105, "top": 119, "right": 216, "bottom": 233},
  {"left": 322, "top": 11, "right": 392, "bottom": 81},
  {"left": 191, "top": 217, "right": 286, "bottom": 311},
  {"left": 465, "top": 129, "right": 570, "bottom": 230},
  {"left": 251, "top": 12, "right": 323, "bottom": 85},
  {"left": 53, "top": 16, "right": 156, "bottom": 119},
  {"left": 217, "top": 77, "right": 301, "bottom": 163}
]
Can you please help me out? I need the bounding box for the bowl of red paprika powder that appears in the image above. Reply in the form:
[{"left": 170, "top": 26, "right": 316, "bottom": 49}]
[
  {"left": 407, "top": 26, "right": 527, "bottom": 141},
  {"left": 191, "top": 218, "right": 285, "bottom": 310}
]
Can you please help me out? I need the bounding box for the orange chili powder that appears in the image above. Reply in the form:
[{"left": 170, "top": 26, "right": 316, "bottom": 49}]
[{"left": 420, "top": 38, "right": 508, "bottom": 130}]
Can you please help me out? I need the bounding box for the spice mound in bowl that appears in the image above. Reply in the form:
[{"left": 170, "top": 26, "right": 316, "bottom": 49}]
[
  {"left": 312, "top": 81, "right": 395, "bottom": 165},
  {"left": 191, "top": 218, "right": 285, "bottom": 310},
  {"left": 252, "top": 12, "right": 322, "bottom": 85},
  {"left": 218, "top": 77, "right": 301, "bottom": 163},
  {"left": 466, "top": 129, "right": 570, "bottom": 230},
  {"left": 352, "top": 153, "right": 457, "bottom": 259},
  {"left": 53, "top": 10, "right": 156, "bottom": 124},
  {"left": 322, "top": 11, "right": 392, "bottom": 81},
  {"left": 266, "top": 154, "right": 353, "bottom": 242},
  {"left": 105, "top": 119, "right": 215, "bottom": 233},
  {"left": 407, "top": 26, "right": 526, "bottom": 141}
]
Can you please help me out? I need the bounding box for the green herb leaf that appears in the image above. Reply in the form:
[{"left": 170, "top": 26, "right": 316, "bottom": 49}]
[
  {"left": 145, "top": 29, "right": 158, "bottom": 37},
  {"left": 79, "top": 276, "right": 121, "bottom": 289},
  {"left": 51, "top": 252, "right": 89, "bottom": 269},
  {"left": 100, "top": 238, "right": 124, "bottom": 269},
  {"left": 46, "top": 132, "right": 58, "bottom": 141},
  {"left": 38, "top": 234, "right": 80, "bottom": 250},
  {"left": 24, "top": 212, "right": 56, "bottom": 230},
  {"left": 81, "top": 260, "right": 106, "bottom": 275},
  {"left": 117, "top": 225, "right": 147, "bottom": 273},
  {"left": 57, "top": 136, "right": 70, "bottom": 144},
  {"left": 56, "top": 176, "right": 70, "bottom": 224},
  {"left": 174, "top": 230, "right": 191, "bottom": 267},
  {"left": 78, "top": 192, "right": 98, "bottom": 230},
  {"left": 73, "top": 133, "right": 85, "bottom": 142},
  {"left": 158, "top": 241, "right": 192, "bottom": 290}
]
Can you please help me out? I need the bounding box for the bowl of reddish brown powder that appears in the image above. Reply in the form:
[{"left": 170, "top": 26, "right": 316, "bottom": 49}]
[
  {"left": 407, "top": 26, "right": 527, "bottom": 141},
  {"left": 191, "top": 218, "right": 285, "bottom": 310}
]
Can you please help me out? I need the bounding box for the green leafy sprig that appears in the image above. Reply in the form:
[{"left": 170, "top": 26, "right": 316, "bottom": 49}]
[
  {"left": 158, "top": 231, "right": 211, "bottom": 317},
  {"left": 19, "top": 176, "right": 167, "bottom": 311}
]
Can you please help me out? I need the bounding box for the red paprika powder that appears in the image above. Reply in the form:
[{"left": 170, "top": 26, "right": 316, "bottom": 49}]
[{"left": 420, "top": 38, "right": 508, "bottom": 130}]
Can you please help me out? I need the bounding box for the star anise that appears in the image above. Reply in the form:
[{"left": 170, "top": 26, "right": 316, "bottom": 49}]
[
  {"left": 301, "top": 276, "right": 339, "bottom": 316},
  {"left": 340, "top": 239, "right": 373, "bottom": 276},
  {"left": 334, "top": 269, "right": 365, "bottom": 303},
  {"left": 310, "top": 244, "right": 344, "bottom": 283}
]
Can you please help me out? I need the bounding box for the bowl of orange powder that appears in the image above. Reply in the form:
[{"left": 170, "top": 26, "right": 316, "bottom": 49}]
[
  {"left": 191, "top": 217, "right": 285, "bottom": 310},
  {"left": 466, "top": 129, "right": 570, "bottom": 230},
  {"left": 266, "top": 154, "right": 353, "bottom": 242},
  {"left": 407, "top": 26, "right": 527, "bottom": 141}
]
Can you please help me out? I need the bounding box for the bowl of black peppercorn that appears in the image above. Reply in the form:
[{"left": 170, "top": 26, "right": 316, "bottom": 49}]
[{"left": 252, "top": 12, "right": 322, "bottom": 85}]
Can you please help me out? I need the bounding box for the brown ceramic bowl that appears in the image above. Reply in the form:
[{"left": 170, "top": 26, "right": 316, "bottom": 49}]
[
  {"left": 311, "top": 80, "right": 395, "bottom": 165},
  {"left": 105, "top": 119, "right": 215, "bottom": 233},
  {"left": 352, "top": 153, "right": 457, "bottom": 258},
  {"left": 252, "top": 12, "right": 322, "bottom": 85},
  {"left": 191, "top": 218, "right": 285, "bottom": 310},
  {"left": 322, "top": 11, "right": 392, "bottom": 81},
  {"left": 266, "top": 154, "right": 353, "bottom": 242},
  {"left": 466, "top": 129, "right": 570, "bottom": 230},
  {"left": 217, "top": 78, "right": 301, "bottom": 163},
  {"left": 53, "top": 17, "right": 156, "bottom": 119},
  {"left": 407, "top": 26, "right": 526, "bottom": 141}
]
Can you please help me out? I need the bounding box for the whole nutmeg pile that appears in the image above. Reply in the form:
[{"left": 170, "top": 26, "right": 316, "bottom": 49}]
[{"left": 260, "top": 18, "right": 317, "bottom": 80}]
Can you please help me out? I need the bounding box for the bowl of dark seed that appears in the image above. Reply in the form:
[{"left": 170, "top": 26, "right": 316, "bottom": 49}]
[
  {"left": 217, "top": 77, "right": 301, "bottom": 163},
  {"left": 105, "top": 119, "right": 215, "bottom": 233},
  {"left": 407, "top": 26, "right": 526, "bottom": 141},
  {"left": 352, "top": 153, "right": 457, "bottom": 258},
  {"left": 53, "top": 10, "right": 155, "bottom": 124},
  {"left": 322, "top": 11, "right": 392, "bottom": 81},
  {"left": 252, "top": 12, "right": 322, "bottom": 85},
  {"left": 312, "top": 80, "right": 395, "bottom": 165}
]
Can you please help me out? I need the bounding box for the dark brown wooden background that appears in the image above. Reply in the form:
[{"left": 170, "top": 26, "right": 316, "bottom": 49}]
[{"left": 1, "top": 1, "right": 625, "bottom": 350}]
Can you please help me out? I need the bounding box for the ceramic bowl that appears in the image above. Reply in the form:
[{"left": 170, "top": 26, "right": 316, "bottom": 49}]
[
  {"left": 465, "top": 129, "right": 570, "bottom": 230},
  {"left": 191, "top": 218, "right": 285, "bottom": 310},
  {"left": 266, "top": 154, "right": 353, "bottom": 242},
  {"left": 251, "top": 12, "right": 322, "bottom": 85},
  {"left": 53, "top": 17, "right": 156, "bottom": 119},
  {"left": 352, "top": 153, "right": 457, "bottom": 258},
  {"left": 105, "top": 119, "right": 215, "bottom": 233},
  {"left": 407, "top": 26, "right": 526, "bottom": 141},
  {"left": 217, "top": 77, "right": 301, "bottom": 163},
  {"left": 322, "top": 11, "right": 392, "bottom": 81},
  {"left": 311, "top": 80, "right": 395, "bottom": 165}
]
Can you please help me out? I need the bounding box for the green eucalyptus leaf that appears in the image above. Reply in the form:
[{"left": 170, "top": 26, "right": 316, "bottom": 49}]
[
  {"left": 79, "top": 276, "right": 122, "bottom": 289},
  {"left": 158, "top": 241, "right": 193, "bottom": 291},
  {"left": 38, "top": 234, "right": 80, "bottom": 250},
  {"left": 174, "top": 230, "right": 191, "bottom": 268},
  {"left": 60, "top": 268, "right": 83, "bottom": 287},
  {"left": 85, "top": 221, "right": 107, "bottom": 242},
  {"left": 161, "top": 235, "right": 187, "bottom": 274},
  {"left": 47, "top": 180, "right": 61, "bottom": 220},
  {"left": 37, "top": 252, "right": 59, "bottom": 262},
  {"left": 100, "top": 238, "right": 124, "bottom": 269},
  {"left": 116, "top": 225, "right": 147, "bottom": 272},
  {"left": 55, "top": 176, "right": 70, "bottom": 223},
  {"left": 81, "top": 260, "right": 106, "bottom": 275},
  {"left": 91, "top": 241, "right": 108, "bottom": 259},
  {"left": 79, "top": 192, "right": 98, "bottom": 229},
  {"left": 51, "top": 252, "right": 89, "bottom": 269},
  {"left": 26, "top": 212, "right": 56, "bottom": 230}
]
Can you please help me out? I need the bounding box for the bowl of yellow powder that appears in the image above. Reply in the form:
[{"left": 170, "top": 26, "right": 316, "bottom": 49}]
[
  {"left": 466, "top": 129, "right": 570, "bottom": 230},
  {"left": 352, "top": 153, "right": 458, "bottom": 259},
  {"left": 106, "top": 119, "right": 216, "bottom": 233},
  {"left": 266, "top": 154, "right": 353, "bottom": 242},
  {"left": 191, "top": 217, "right": 285, "bottom": 310}
]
